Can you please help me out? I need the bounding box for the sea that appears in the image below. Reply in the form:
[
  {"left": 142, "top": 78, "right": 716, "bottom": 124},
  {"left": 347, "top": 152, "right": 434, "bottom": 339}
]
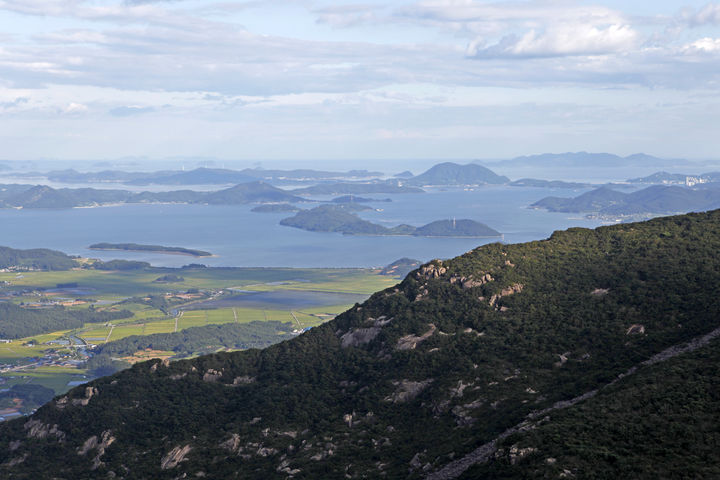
[{"left": 0, "top": 184, "right": 610, "bottom": 268}]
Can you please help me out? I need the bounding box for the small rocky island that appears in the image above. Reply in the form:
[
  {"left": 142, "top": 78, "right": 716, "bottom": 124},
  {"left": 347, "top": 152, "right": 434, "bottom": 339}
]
[{"left": 89, "top": 243, "right": 213, "bottom": 257}]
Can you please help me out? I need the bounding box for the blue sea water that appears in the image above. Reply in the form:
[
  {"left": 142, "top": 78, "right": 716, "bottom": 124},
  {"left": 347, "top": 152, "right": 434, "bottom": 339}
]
[{"left": 0, "top": 186, "right": 604, "bottom": 268}]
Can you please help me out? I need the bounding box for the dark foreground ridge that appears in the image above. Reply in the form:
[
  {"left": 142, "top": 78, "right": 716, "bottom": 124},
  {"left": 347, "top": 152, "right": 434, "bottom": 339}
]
[
  {"left": 2, "top": 210, "right": 720, "bottom": 479},
  {"left": 426, "top": 324, "right": 720, "bottom": 480}
]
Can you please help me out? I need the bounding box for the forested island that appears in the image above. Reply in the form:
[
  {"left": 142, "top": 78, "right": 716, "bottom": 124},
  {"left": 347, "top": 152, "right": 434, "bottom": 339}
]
[
  {"left": 89, "top": 243, "right": 212, "bottom": 257},
  {"left": 532, "top": 184, "right": 720, "bottom": 217},
  {"left": 279, "top": 205, "right": 501, "bottom": 237},
  {"left": 0, "top": 181, "right": 304, "bottom": 209}
]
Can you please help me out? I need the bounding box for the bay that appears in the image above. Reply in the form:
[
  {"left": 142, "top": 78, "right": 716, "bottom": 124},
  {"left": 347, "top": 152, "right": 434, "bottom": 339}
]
[{"left": 0, "top": 186, "right": 603, "bottom": 268}]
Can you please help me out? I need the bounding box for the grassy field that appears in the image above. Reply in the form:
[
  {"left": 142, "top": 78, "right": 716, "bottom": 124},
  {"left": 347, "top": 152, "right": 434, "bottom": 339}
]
[
  {"left": 2, "top": 367, "right": 88, "bottom": 394},
  {"left": 0, "top": 266, "right": 402, "bottom": 407},
  {"left": 0, "top": 267, "right": 396, "bottom": 298}
]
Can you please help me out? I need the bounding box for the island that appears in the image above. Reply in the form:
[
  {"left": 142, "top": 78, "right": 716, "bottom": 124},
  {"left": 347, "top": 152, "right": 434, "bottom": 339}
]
[
  {"left": 279, "top": 205, "right": 501, "bottom": 237},
  {"left": 404, "top": 162, "right": 509, "bottom": 186},
  {"left": 291, "top": 181, "right": 423, "bottom": 195},
  {"left": 0, "top": 181, "right": 305, "bottom": 209},
  {"left": 531, "top": 184, "right": 720, "bottom": 218},
  {"left": 331, "top": 195, "right": 391, "bottom": 203},
  {"left": 250, "top": 203, "right": 301, "bottom": 213},
  {"left": 89, "top": 243, "right": 213, "bottom": 257}
]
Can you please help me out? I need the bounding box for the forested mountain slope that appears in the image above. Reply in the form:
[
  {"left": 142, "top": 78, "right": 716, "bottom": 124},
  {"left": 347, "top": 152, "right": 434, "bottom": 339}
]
[{"left": 2, "top": 210, "right": 720, "bottom": 479}]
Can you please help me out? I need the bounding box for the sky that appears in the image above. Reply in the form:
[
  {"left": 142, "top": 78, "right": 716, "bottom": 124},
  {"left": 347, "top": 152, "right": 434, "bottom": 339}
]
[{"left": 0, "top": 0, "right": 719, "bottom": 167}]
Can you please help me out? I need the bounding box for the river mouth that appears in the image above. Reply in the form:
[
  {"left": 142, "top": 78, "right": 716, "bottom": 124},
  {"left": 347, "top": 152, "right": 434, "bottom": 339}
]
[{"left": 183, "top": 290, "right": 369, "bottom": 310}]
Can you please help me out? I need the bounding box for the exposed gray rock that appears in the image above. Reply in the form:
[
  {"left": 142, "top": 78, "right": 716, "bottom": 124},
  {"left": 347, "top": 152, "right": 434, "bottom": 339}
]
[
  {"left": 202, "top": 369, "right": 223, "bottom": 382},
  {"left": 72, "top": 387, "right": 99, "bottom": 407},
  {"left": 396, "top": 324, "right": 436, "bottom": 350},
  {"left": 161, "top": 445, "right": 192, "bottom": 470},
  {"left": 340, "top": 327, "right": 381, "bottom": 348},
  {"left": 232, "top": 376, "right": 256, "bottom": 385},
  {"left": 220, "top": 434, "right": 241, "bottom": 453},
  {"left": 385, "top": 379, "right": 433, "bottom": 403},
  {"left": 626, "top": 324, "right": 645, "bottom": 335},
  {"left": 24, "top": 420, "right": 65, "bottom": 441}
]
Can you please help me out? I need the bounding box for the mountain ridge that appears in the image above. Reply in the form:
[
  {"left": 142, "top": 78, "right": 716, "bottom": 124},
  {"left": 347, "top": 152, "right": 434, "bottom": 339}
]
[{"left": 2, "top": 210, "right": 720, "bottom": 478}]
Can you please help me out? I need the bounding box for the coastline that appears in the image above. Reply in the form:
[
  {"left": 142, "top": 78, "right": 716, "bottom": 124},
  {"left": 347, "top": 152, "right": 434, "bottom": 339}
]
[{"left": 88, "top": 247, "right": 214, "bottom": 258}]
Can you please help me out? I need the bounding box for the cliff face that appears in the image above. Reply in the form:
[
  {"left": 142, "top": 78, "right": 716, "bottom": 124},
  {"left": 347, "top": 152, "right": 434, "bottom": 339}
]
[{"left": 2, "top": 210, "right": 720, "bottom": 479}]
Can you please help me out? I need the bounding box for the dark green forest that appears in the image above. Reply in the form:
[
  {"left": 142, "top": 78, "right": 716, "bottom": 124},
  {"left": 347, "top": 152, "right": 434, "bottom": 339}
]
[
  {"left": 0, "top": 304, "right": 132, "bottom": 339},
  {"left": 1, "top": 210, "right": 719, "bottom": 478}
]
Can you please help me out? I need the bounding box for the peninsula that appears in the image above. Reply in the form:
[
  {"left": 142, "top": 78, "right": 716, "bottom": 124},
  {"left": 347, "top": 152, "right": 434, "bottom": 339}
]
[{"left": 89, "top": 243, "right": 213, "bottom": 257}]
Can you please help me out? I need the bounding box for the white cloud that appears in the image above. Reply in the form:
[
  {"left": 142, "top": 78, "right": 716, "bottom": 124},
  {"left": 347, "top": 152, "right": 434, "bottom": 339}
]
[
  {"left": 470, "top": 23, "right": 638, "bottom": 58},
  {"left": 109, "top": 105, "right": 155, "bottom": 116},
  {"left": 314, "top": 4, "right": 382, "bottom": 28},
  {"left": 683, "top": 37, "right": 720, "bottom": 53},
  {"left": 63, "top": 102, "right": 88, "bottom": 114},
  {"left": 683, "top": 3, "right": 720, "bottom": 27}
]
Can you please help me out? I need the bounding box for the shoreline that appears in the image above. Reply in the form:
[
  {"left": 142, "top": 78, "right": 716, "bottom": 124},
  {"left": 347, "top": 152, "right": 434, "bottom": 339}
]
[{"left": 89, "top": 247, "right": 215, "bottom": 258}]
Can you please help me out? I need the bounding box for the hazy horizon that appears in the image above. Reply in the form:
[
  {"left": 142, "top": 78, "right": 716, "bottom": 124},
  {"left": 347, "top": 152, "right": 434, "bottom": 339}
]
[{"left": 1, "top": 1, "right": 718, "bottom": 163}]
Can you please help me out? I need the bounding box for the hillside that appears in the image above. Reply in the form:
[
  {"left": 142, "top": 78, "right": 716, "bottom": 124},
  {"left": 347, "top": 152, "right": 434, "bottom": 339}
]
[
  {"left": 463, "top": 330, "right": 720, "bottom": 479},
  {"left": 406, "top": 162, "right": 509, "bottom": 186},
  {"left": 0, "top": 246, "right": 78, "bottom": 270},
  {"left": 2, "top": 210, "right": 720, "bottom": 478}
]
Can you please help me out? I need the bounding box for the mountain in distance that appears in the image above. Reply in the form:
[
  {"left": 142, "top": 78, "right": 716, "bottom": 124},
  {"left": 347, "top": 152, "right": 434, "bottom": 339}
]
[
  {"left": 125, "top": 168, "right": 258, "bottom": 186},
  {"left": 0, "top": 182, "right": 304, "bottom": 209},
  {"left": 4, "top": 185, "right": 81, "bottom": 208},
  {"left": 531, "top": 186, "right": 628, "bottom": 213},
  {"left": 35, "top": 169, "right": 173, "bottom": 184},
  {"left": 241, "top": 168, "right": 383, "bottom": 182},
  {"left": 393, "top": 170, "right": 414, "bottom": 178},
  {"left": 279, "top": 205, "right": 501, "bottom": 237},
  {"left": 291, "top": 181, "right": 424, "bottom": 195},
  {"left": 17, "top": 167, "right": 385, "bottom": 186},
  {"left": 405, "top": 162, "right": 509, "bottom": 186},
  {"left": 495, "top": 152, "right": 675, "bottom": 169},
  {"left": 2, "top": 211, "right": 720, "bottom": 478},
  {"left": 627, "top": 170, "right": 720, "bottom": 185},
  {"left": 331, "top": 195, "right": 391, "bottom": 204},
  {"left": 533, "top": 185, "right": 720, "bottom": 217},
  {"left": 508, "top": 178, "right": 591, "bottom": 189},
  {"left": 201, "top": 181, "right": 304, "bottom": 205}
]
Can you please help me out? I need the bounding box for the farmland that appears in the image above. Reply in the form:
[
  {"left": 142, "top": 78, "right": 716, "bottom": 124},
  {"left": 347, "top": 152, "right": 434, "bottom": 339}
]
[{"left": 0, "top": 265, "right": 401, "bottom": 414}]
